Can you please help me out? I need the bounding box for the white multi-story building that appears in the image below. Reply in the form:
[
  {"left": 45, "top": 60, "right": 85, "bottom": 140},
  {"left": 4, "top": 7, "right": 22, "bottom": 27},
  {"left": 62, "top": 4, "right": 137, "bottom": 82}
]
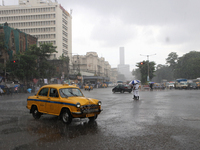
[{"left": 0, "top": 0, "right": 72, "bottom": 60}]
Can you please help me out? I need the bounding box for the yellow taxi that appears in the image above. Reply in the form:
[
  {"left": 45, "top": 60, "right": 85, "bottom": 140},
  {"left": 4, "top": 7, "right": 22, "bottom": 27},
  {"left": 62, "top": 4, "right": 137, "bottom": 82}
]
[
  {"left": 26, "top": 84, "right": 102, "bottom": 124},
  {"left": 84, "top": 84, "right": 93, "bottom": 90},
  {"left": 72, "top": 84, "right": 79, "bottom": 88},
  {"left": 102, "top": 83, "right": 107, "bottom": 88}
]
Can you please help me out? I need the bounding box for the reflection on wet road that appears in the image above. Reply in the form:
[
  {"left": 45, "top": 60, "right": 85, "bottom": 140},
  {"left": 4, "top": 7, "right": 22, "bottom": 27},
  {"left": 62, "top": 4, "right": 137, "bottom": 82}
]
[{"left": 1, "top": 89, "right": 200, "bottom": 149}]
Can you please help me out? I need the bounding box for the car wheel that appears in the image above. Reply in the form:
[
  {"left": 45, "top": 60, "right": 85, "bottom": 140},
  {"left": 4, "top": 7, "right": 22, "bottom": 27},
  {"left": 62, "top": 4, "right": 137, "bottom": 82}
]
[
  {"left": 32, "top": 106, "right": 41, "bottom": 119},
  {"left": 89, "top": 114, "right": 98, "bottom": 121},
  {"left": 61, "top": 109, "right": 72, "bottom": 124}
]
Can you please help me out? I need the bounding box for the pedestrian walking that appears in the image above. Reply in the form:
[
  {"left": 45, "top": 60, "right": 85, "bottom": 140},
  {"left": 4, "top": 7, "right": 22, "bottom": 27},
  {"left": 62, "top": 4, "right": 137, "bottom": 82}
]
[
  {"left": 129, "top": 79, "right": 141, "bottom": 100},
  {"left": 0, "top": 87, "right": 4, "bottom": 96},
  {"left": 133, "top": 83, "right": 139, "bottom": 100},
  {"left": 14, "top": 86, "right": 18, "bottom": 94},
  {"left": 150, "top": 83, "right": 153, "bottom": 91}
]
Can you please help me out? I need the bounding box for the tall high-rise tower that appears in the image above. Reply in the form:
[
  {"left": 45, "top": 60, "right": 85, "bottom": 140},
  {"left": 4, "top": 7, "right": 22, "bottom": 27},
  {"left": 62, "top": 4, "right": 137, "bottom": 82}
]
[
  {"left": 119, "top": 47, "right": 125, "bottom": 65},
  {"left": 118, "top": 47, "right": 132, "bottom": 81}
]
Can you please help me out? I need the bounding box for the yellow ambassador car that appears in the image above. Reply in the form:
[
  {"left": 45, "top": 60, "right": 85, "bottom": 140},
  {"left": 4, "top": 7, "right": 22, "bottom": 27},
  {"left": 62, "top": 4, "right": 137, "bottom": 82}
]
[
  {"left": 84, "top": 84, "right": 93, "bottom": 90},
  {"left": 26, "top": 84, "right": 102, "bottom": 124}
]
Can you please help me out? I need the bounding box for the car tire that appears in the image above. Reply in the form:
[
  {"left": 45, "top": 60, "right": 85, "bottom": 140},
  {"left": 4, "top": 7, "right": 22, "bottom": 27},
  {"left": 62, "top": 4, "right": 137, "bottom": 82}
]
[
  {"left": 32, "top": 106, "right": 41, "bottom": 119},
  {"left": 89, "top": 114, "right": 98, "bottom": 121},
  {"left": 61, "top": 109, "right": 72, "bottom": 124}
]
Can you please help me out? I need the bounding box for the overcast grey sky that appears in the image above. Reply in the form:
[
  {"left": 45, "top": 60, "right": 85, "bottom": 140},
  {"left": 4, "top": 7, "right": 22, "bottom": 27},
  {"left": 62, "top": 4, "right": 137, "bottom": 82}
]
[{"left": 2, "top": 0, "right": 200, "bottom": 71}]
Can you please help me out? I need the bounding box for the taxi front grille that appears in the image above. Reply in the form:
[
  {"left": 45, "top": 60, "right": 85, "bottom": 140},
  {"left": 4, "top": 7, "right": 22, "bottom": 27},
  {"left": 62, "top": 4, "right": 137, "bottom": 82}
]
[{"left": 80, "top": 105, "right": 99, "bottom": 113}]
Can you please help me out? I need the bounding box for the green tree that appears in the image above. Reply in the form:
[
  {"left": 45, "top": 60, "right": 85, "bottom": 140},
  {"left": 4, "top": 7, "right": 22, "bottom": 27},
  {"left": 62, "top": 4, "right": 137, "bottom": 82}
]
[
  {"left": 58, "top": 54, "right": 70, "bottom": 78},
  {"left": 0, "top": 32, "right": 4, "bottom": 49},
  {"left": 165, "top": 52, "right": 178, "bottom": 79},
  {"left": 152, "top": 64, "right": 174, "bottom": 83},
  {"left": 174, "top": 51, "right": 200, "bottom": 79},
  {"left": 29, "top": 43, "right": 58, "bottom": 80},
  {"left": 166, "top": 52, "right": 178, "bottom": 69},
  {"left": 6, "top": 43, "right": 58, "bottom": 84},
  {"left": 136, "top": 60, "right": 156, "bottom": 84},
  {"left": 6, "top": 50, "right": 38, "bottom": 84}
]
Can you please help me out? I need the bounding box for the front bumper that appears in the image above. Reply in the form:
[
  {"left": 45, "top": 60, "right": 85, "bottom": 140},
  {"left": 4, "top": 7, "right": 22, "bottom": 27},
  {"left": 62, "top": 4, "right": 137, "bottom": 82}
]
[{"left": 72, "top": 109, "right": 103, "bottom": 115}]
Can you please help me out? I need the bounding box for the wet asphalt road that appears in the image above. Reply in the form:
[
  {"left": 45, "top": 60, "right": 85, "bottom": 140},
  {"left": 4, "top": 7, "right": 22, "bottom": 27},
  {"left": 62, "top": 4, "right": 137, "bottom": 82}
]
[{"left": 0, "top": 88, "right": 200, "bottom": 150}]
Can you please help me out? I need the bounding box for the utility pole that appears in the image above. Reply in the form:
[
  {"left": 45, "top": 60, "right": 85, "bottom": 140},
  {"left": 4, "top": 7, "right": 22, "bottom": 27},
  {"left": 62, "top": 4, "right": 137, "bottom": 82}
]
[{"left": 140, "top": 54, "right": 156, "bottom": 81}]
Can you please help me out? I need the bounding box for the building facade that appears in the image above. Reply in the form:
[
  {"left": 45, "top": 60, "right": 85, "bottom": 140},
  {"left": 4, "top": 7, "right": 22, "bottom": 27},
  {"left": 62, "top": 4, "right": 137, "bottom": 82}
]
[
  {"left": 110, "top": 68, "right": 118, "bottom": 83},
  {"left": 71, "top": 52, "right": 113, "bottom": 85},
  {"left": 0, "top": 23, "right": 37, "bottom": 64},
  {"left": 0, "top": 0, "right": 72, "bottom": 61}
]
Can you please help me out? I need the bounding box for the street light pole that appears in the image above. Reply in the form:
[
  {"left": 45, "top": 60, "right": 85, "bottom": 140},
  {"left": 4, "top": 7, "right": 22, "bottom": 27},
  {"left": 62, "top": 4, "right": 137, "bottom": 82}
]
[{"left": 140, "top": 53, "right": 156, "bottom": 81}]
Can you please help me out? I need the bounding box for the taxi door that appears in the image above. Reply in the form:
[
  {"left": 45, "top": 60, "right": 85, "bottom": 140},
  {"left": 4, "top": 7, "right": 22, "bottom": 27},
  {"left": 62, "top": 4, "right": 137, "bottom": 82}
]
[
  {"left": 36, "top": 87, "right": 49, "bottom": 113},
  {"left": 46, "top": 88, "right": 60, "bottom": 115}
]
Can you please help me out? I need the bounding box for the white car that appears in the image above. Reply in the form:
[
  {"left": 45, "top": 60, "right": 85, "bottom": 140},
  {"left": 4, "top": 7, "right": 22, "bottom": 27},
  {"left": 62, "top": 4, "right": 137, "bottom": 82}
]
[{"left": 167, "top": 82, "right": 174, "bottom": 89}]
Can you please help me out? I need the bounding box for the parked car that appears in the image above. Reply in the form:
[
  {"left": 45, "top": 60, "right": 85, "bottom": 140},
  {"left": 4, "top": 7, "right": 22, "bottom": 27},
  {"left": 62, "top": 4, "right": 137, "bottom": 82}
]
[
  {"left": 84, "top": 84, "right": 93, "bottom": 90},
  {"left": 180, "top": 81, "right": 188, "bottom": 89},
  {"left": 112, "top": 84, "right": 132, "bottom": 93},
  {"left": 102, "top": 83, "right": 107, "bottom": 88},
  {"left": 166, "top": 82, "right": 174, "bottom": 89},
  {"left": 153, "top": 83, "right": 165, "bottom": 90},
  {"left": 26, "top": 84, "right": 102, "bottom": 124},
  {"left": 188, "top": 82, "right": 198, "bottom": 89}
]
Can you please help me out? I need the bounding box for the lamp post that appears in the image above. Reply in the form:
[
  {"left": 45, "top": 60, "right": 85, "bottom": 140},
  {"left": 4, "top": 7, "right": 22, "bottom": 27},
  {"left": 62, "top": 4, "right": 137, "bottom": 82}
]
[{"left": 140, "top": 54, "right": 156, "bottom": 81}]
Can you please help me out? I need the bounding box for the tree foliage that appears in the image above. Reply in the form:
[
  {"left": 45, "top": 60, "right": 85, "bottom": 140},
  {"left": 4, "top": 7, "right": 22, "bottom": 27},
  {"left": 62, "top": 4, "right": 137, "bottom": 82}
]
[
  {"left": 174, "top": 51, "right": 200, "bottom": 79},
  {"left": 28, "top": 43, "right": 58, "bottom": 79},
  {"left": 133, "top": 51, "right": 200, "bottom": 83},
  {"left": 0, "top": 32, "right": 5, "bottom": 49},
  {"left": 136, "top": 60, "right": 156, "bottom": 84},
  {"left": 6, "top": 50, "right": 38, "bottom": 84},
  {"left": 6, "top": 43, "right": 58, "bottom": 84},
  {"left": 152, "top": 64, "right": 174, "bottom": 83},
  {"left": 166, "top": 52, "right": 178, "bottom": 69},
  {"left": 153, "top": 51, "right": 200, "bottom": 82}
]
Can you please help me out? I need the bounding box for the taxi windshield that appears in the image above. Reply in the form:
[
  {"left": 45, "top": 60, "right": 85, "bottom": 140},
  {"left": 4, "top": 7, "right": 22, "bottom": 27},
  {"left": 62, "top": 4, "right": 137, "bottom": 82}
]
[{"left": 59, "top": 88, "right": 83, "bottom": 98}]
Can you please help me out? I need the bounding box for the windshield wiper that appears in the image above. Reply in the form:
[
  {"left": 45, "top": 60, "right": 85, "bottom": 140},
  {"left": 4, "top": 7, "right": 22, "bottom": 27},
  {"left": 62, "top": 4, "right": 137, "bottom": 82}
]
[
  {"left": 69, "top": 91, "right": 78, "bottom": 96},
  {"left": 61, "top": 90, "right": 68, "bottom": 98}
]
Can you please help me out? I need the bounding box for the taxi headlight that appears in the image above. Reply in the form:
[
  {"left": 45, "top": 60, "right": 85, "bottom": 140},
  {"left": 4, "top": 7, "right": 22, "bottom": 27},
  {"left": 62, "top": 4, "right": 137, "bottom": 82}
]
[
  {"left": 98, "top": 101, "right": 102, "bottom": 106},
  {"left": 76, "top": 102, "right": 81, "bottom": 108}
]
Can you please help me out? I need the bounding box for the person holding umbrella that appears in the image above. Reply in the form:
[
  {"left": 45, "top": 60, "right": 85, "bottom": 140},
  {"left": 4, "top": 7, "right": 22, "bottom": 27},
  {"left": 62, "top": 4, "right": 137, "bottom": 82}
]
[{"left": 129, "top": 80, "right": 140, "bottom": 100}]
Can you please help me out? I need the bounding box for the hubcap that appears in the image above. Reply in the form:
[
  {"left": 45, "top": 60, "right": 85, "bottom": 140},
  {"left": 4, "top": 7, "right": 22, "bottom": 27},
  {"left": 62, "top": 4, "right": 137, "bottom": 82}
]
[
  {"left": 63, "top": 112, "right": 69, "bottom": 122},
  {"left": 34, "top": 109, "right": 38, "bottom": 115}
]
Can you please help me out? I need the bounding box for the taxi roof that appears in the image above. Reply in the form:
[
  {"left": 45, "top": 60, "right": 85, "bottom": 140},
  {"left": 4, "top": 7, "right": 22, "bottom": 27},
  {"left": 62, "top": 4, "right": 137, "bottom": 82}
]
[{"left": 42, "top": 84, "right": 79, "bottom": 89}]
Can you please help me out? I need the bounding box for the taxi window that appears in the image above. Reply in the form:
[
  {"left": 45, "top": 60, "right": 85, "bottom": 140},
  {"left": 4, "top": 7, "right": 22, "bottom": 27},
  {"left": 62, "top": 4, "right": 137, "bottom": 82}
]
[
  {"left": 38, "top": 88, "right": 49, "bottom": 96},
  {"left": 49, "top": 88, "right": 59, "bottom": 97},
  {"left": 59, "top": 88, "right": 83, "bottom": 98}
]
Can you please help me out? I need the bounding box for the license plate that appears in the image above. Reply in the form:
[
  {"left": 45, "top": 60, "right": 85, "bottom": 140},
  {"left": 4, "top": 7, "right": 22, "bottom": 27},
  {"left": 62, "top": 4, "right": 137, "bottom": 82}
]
[{"left": 86, "top": 114, "right": 95, "bottom": 117}]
